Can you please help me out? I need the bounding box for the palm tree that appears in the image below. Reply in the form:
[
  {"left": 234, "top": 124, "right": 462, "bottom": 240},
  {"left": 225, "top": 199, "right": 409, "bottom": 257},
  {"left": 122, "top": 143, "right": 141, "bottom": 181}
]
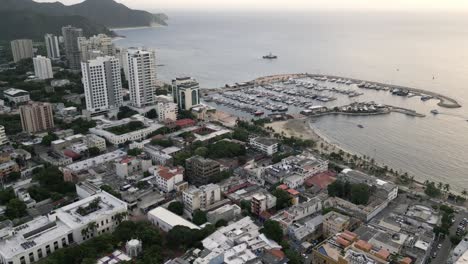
[
  {"left": 462, "top": 189, "right": 467, "bottom": 198},
  {"left": 437, "top": 182, "right": 444, "bottom": 190},
  {"left": 444, "top": 183, "right": 450, "bottom": 193}
]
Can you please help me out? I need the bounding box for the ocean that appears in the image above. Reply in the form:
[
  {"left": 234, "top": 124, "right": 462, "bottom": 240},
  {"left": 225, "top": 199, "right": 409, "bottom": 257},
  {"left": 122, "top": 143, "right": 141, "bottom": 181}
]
[{"left": 114, "top": 10, "right": 468, "bottom": 192}]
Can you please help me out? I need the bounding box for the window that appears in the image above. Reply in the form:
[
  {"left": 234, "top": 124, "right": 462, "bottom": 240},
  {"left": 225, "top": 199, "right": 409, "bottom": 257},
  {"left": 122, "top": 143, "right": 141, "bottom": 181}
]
[
  {"left": 29, "top": 253, "right": 34, "bottom": 263},
  {"left": 62, "top": 238, "right": 67, "bottom": 247},
  {"left": 38, "top": 249, "right": 43, "bottom": 258},
  {"left": 46, "top": 245, "right": 51, "bottom": 254},
  {"left": 20, "top": 257, "right": 26, "bottom": 264},
  {"left": 54, "top": 241, "right": 59, "bottom": 250}
]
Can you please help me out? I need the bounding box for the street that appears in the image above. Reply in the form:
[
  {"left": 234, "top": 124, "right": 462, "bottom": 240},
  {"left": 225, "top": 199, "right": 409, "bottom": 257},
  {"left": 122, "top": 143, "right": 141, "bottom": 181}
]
[{"left": 430, "top": 210, "right": 468, "bottom": 263}]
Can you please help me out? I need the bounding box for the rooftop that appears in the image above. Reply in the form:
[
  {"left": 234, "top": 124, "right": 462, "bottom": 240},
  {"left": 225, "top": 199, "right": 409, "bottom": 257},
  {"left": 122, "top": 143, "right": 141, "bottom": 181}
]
[
  {"left": 251, "top": 137, "right": 279, "bottom": 146},
  {"left": 148, "top": 207, "right": 200, "bottom": 230},
  {"left": 65, "top": 150, "right": 127, "bottom": 172},
  {"left": 4, "top": 88, "right": 29, "bottom": 96}
]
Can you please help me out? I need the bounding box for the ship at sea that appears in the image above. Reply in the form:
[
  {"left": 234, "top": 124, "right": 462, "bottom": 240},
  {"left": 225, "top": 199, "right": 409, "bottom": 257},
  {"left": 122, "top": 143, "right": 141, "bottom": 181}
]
[{"left": 263, "top": 52, "right": 278, "bottom": 59}]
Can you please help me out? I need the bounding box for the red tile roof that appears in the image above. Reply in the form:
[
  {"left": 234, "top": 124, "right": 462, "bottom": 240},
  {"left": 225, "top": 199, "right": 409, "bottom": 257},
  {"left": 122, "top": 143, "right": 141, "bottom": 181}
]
[
  {"left": 304, "top": 171, "right": 336, "bottom": 189},
  {"left": 278, "top": 184, "right": 288, "bottom": 190},
  {"left": 175, "top": 119, "right": 196, "bottom": 127},
  {"left": 157, "top": 166, "right": 183, "bottom": 180},
  {"left": 287, "top": 189, "right": 300, "bottom": 196},
  {"left": 400, "top": 257, "right": 412, "bottom": 264},
  {"left": 355, "top": 240, "right": 372, "bottom": 252},
  {"left": 336, "top": 237, "right": 351, "bottom": 247},
  {"left": 267, "top": 249, "right": 286, "bottom": 260},
  {"left": 376, "top": 249, "right": 390, "bottom": 260}
]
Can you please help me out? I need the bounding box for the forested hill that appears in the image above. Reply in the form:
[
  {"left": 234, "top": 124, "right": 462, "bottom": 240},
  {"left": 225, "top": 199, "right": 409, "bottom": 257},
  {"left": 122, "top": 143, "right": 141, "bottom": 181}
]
[{"left": 0, "top": 0, "right": 168, "bottom": 40}]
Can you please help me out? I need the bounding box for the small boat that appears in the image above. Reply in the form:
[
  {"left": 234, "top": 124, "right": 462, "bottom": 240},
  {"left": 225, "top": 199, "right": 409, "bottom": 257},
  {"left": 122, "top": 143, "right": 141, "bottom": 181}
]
[
  {"left": 254, "top": 110, "right": 264, "bottom": 116},
  {"left": 357, "top": 124, "right": 364, "bottom": 128},
  {"left": 430, "top": 109, "right": 439, "bottom": 115},
  {"left": 421, "top": 95, "right": 433, "bottom": 101},
  {"left": 263, "top": 52, "right": 278, "bottom": 59}
]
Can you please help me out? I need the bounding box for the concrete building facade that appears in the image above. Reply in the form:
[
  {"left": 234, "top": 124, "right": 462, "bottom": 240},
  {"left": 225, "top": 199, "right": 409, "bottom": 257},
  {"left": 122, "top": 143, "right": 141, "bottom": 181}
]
[
  {"left": 81, "top": 56, "right": 123, "bottom": 113},
  {"left": 33, "top": 56, "right": 53, "bottom": 80},
  {"left": 19, "top": 102, "right": 55, "bottom": 134},
  {"left": 185, "top": 156, "right": 221, "bottom": 186},
  {"left": 127, "top": 48, "right": 157, "bottom": 108},
  {"left": 11, "top": 39, "right": 33, "bottom": 63},
  {"left": 62, "top": 26, "right": 83, "bottom": 70},
  {"left": 44, "top": 34, "right": 60, "bottom": 59},
  {"left": 172, "top": 77, "right": 200, "bottom": 110}
]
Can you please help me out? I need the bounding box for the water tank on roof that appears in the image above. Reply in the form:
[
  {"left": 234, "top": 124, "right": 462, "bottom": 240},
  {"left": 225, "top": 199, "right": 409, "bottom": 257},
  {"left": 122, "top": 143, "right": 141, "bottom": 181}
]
[{"left": 125, "top": 239, "right": 142, "bottom": 257}]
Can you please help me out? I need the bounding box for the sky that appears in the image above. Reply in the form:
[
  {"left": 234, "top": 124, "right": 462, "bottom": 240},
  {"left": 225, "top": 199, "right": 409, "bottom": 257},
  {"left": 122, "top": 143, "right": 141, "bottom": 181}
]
[{"left": 33, "top": 0, "right": 468, "bottom": 11}]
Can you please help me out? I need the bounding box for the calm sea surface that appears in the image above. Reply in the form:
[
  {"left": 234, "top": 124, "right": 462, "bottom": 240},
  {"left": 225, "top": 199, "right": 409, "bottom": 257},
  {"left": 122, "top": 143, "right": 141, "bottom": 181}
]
[{"left": 114, "top": 11, "right": 468, "bottom": 192}]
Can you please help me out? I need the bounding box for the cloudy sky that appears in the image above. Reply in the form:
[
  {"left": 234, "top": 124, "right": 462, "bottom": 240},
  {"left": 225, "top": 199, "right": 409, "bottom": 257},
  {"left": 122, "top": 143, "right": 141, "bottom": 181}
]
[{"left": 33, "top": 0, "right": 468, "bottom": 11}]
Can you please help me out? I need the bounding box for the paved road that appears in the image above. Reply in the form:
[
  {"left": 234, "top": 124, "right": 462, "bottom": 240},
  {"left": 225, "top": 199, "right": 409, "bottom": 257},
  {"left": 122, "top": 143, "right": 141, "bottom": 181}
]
[{"left": 430, "top": 211, "right": 468, "bottom": 263}]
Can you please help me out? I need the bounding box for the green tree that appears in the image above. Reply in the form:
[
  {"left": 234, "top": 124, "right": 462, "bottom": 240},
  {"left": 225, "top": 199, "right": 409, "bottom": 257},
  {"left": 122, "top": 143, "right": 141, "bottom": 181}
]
[
  {"left": 260, "top": 220, "right": 283, "bottom": 243},
  {"left": 0, "top": 188, "right": 16, "bottom": 205},
  {"left": 41, "top": 132, "right": 58, "bottom": 146},
  {"left": 215, "top": 219, "right": 228, "bottom": 227},
  {"left": 5, "top": 199, "right": 27, "bottom": 219},
  {"left": 127, "top": 148, "right": 142, "bottom": 156},
  {"left": 168, "top": 201, "right": 184, "bottom": 216},
  {"left": 194, "top": 147, "right": 208, "bottom": 158},
  {"left": 232, "top": 128, "right": 249, "bottom": 142},
  {"left": 88, "top": 147, "right": 101, "bottom": 157},
  {"left": 425, "top": 181, "right": 442, "bottom": 198},
  {"left": 146, "top": 109, "right": 158, "bottom": 119},
  {"left": 7, "top": 171, "right": 21, "bottom": 181},
  {"left": 173, "top": 151, "right": 192, "bottom": 167},
  {"left": 272, "top": 189, "right": 292, "bottom": 210},
  {"left": 100, "top": 185, "right": 121, "bottom": 199},
  {"left": 151, "top": 138, "right": 173, "bottom": 148},
  {"left": 192, "top": 209, "right": 207, "bottom": 225},
  {"left": 350, "top": 183, "right": 370, "bottom": 205}
]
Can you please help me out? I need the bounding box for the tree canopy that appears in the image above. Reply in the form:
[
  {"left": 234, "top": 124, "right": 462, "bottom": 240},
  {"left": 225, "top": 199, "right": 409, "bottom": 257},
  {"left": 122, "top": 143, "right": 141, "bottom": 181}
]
[
  {"left": 168, "top": 201, "right": 184, "bottom": 216},
  {"left": 260, "top": 220, "right": 283, "bottom": 243}
]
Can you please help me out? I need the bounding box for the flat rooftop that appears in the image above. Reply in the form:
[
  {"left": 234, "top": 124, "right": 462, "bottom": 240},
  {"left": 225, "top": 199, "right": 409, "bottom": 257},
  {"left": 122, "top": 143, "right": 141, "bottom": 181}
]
[{"left": 65, "top": 150, "right": 127, "bottom": 172}]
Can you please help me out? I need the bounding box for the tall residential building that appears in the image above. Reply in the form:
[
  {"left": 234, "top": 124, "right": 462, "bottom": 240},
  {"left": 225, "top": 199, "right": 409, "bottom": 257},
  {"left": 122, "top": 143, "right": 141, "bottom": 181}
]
[
  {"left": 10, "top": 39, "right": 33, "bottom": 63},
  {"left": 44, "top": 34, "right": 61, "bottom": 59},
  {"left": 127, "top": 48, "right": 157, "bottom": 108},
  {"left": 185, "top": 156, "right": 221, "bottom": 186},
  {"left": 81, "top": 56, "right": 123, "bottom": 113},
  {"left": 62, "top": 25, "right": 83, "bottom": 70},
  {"left": 33, "top": 55, "right": 54, "bottom": 80},
  {"left": 172, "top": 77, "right": 200, "bottom": 110},
  {"left": 19, "top": 102, "right": 55, "bottom": 134},
  {"left": 0, "top": 125, "right": 8, "bottom": 146},
  {"left": 78, "top": 34, "right": 116, "bottom": 62}
]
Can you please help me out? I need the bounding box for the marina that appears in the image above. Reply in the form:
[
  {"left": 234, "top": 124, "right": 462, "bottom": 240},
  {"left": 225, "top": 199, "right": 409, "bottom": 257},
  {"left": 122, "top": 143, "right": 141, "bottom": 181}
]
[{"left": 202, "top": 74, "right": 435, "bottom": 119}]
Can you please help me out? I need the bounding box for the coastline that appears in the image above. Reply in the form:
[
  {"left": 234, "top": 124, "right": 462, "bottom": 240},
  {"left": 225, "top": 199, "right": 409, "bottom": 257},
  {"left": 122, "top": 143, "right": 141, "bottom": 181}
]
[
  {"left": 267, "top": 118, "right": 428, "bottom": 193},
  {"left": 110, "top": 24, "right": 166, "bottom": 31}
]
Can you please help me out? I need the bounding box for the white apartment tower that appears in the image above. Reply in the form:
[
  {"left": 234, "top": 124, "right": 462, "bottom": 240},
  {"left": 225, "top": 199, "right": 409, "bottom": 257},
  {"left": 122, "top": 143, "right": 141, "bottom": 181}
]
[
  {"left": 127, "top": 48, "right": 157, "bottom": 108},
  {"left": 44, "top": 34, "right": 61, "bottom": 59},
  {"left": 10, "top": 39, "right": 33, "bottom": 63},
  {"left": 81, "top": 56, "right": 123, "bottom": 113},
  {"left": 33, "top": 56, "right": 54, "bottom": 80}
]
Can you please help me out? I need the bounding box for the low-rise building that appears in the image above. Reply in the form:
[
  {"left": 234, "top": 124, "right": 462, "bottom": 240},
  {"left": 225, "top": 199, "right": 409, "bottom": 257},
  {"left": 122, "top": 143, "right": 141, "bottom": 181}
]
[
  {"left": 183, "top": 184, "right": 222, "bottom": 215},
  {"left": 195, "top": 217, "right": 281, "bottom": 264},
  {"left": 84, "top": 134, "right": 106, "bottom": 151},
  {"left": 206, "top": 204, "right": 241, "bottom": 224},
  {"left": 251, "top": 192, "right": 277, "bottom": 215},
  {"left": 143, "top": 144, "right": 181, "bottom": 165},
  {"left": 323, "top": 211, "right": 351, "bottom": 237},
  {"left": 89, "top": 115, "right": 164, "bottom": 145},
  {"left": 0, "top": 192, "right": 127, "bottom": 264},
  {"left": 264, "top": 153, "right": 328, "bottom": 186},
  {"left": 3, "top": 88, "right": 30, "bottom": 104},
  {"left": 115, "top": 156, "right": 152, "bottom": 179},
  {"left": 154, "top": 166, "right": 184, "bottom": 192},
  {"left": 0, "top": 160, "right": 20, "bottom": 180},
  {"left": 339, "top": 169, "right": 398, "bottom": 202},
  {"left": 271, "top": 198, "right": 322, "bottom": 233},
  {"left": 288, "top": 214, "right": 323, "bottom": 244},
  {"left": 249, "top": 137, "right": 279, "bottom": 156},
  {"left": 148, "top": 207, "right": 200, "bottom": 232},
  {"left": 63, "top": 150, "right": 127, "bottom": 182},
  {"left": 155, "top": 96, "right": 178, "bottom": 122}
]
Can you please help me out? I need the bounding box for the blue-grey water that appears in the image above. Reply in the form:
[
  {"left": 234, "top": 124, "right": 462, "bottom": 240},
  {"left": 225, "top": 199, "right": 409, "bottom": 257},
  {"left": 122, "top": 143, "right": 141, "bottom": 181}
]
[{"left": 114, "top": 11, "right": 468, "bottom": 192}]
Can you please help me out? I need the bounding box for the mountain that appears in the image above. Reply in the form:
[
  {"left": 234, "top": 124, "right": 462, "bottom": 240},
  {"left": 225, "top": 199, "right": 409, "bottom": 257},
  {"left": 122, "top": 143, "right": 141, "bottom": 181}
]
[{"left": 0, "top": 0, "right": 168, "bottom": 40}]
